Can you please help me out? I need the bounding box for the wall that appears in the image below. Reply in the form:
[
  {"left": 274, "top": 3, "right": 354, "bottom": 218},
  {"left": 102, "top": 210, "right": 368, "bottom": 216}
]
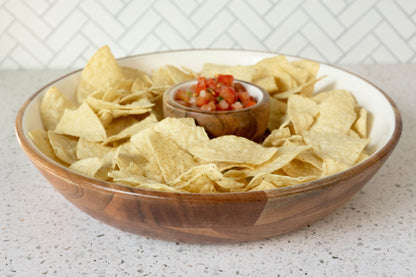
[{"left": 1, "top": 0, "right": 415, "bottom": 69}]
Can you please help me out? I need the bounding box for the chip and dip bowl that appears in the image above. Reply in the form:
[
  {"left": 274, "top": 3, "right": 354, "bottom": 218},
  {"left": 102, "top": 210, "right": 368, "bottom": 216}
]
[
  {"left": 16, "top": 50, "right": 402, "bottom": 243},
  {"left": 163, "top": 79, "right": 270, "bottom": 141}
]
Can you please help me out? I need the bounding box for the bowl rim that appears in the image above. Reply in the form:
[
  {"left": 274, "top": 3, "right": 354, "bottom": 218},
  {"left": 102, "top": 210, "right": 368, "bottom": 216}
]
[
  {"left": 164, "top": 78, "right": 269, "bottom": 114},
  {"left": 15, "top": 48, "right": 403, "bottom": 200}
]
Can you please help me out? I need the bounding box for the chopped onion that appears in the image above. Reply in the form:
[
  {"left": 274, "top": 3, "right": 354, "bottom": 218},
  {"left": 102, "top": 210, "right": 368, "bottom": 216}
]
[
  {"left": 219, "top": 100, "right": 229, "bottom": 110},
  {"left": 232, "top": 101, "right": 243, "bottom": 110},
  {"left": 189, "top": 96, "right": 196, "bottom": 104}
]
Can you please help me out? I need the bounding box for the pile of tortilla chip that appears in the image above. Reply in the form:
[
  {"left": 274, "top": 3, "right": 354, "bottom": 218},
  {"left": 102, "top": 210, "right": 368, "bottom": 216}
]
[{"left": 29, "top": 46, "right": 370, "bottom": 193}]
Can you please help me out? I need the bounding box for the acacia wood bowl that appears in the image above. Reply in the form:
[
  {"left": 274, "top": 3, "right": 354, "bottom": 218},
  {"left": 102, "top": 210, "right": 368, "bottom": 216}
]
[
  {"left": 163, "top": 79, "right": 270, "bottom": 141},
  {"left": 15, "top": 50, "right": 402, "bottom": 243}
]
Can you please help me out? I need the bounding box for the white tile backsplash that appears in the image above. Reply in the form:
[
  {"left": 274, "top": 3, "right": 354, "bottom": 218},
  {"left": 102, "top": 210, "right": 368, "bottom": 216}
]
[{"left": 1, "top": 0, "right": 415, "bottom": 69}]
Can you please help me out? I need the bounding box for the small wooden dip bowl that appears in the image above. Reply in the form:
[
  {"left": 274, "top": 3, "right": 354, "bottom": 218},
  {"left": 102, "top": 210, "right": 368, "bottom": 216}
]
[{"left": 163, "top": 80, "right": 270, "bottom": 141}]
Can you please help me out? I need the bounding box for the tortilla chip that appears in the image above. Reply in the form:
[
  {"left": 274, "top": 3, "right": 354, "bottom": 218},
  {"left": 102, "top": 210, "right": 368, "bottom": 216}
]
[
  {"left": 69, "top": 157, "right": 103, "bottom": 178},
  {"left": 47, "top": 131, "right": 78, "bottom": 164},
  {"left": 246, "top": 173, "right": 316, "bottom": 191},
  {"left": 54, "top": 103, "right": 107, "bottom": 142},
  {"left": 131, "top": 74, "right": 153, "bottom": 93},
  {"left": 254, "top": 56, "right": 300, "bottom": 92},
  {"left": 200, "top": 64, "right": 255, "bottom": 82},
  {"left": 277, "top": 61, "right": 310, "bottom": 85},
  {"left": 253, "top": 75, "right": 278, "bottom": 93},
  {"left": 27, "top": 129, "right": 61, "bottom": 163},
  {"left": 190, "top": 135, "right": 277, "bottom": 166},
  {"left": 263, "top": 127, "right": 291, "bottom": 147},
  {"left": 152, "top": 67, "right": 175, "bottom": 87},
  {"left": 291, "top": 59, "right": 320, "bottom": 97},
  {"left": 166, "top": 65, "right": 195, "bottom": 83},
  {"left": 77, "top": 45, "right": 126, "bottom": 103},
  {"left": 272, "top": 76, "right": 324, "bottom": 99},
  {"left": 97, "top": 110, "right": 113, "bottom": 128},
  {"left": 225, "top": 142, "right": 311, "bottom": 178},
  {"left": 253, "top": 55, "right": 288, "bottom": 80},
  {"left": 101, "top": 88, "right": 126, "bottom": 103},
  {"left": 296, "top": 148, "right": 323, "bottom": 170},
  {"left": 85, "top": 96, "right": 153, "bottom": 117},
  {"left": 248, "top": 180, "right": 277, "bottom": 191},
  {"left": 121, "top": 66, "right": 147, "bottom": 80},
  {"left": 108, "top": 161, "right": 146, "bottom": 180},
  {"left": 110, "top": 171, "right": 184, "bottom": 192},
  {"left": 267, "top": 97, "right": 288, "bottom": 131},
  {"left": 172, "top": 164, "right": 244, "bottom": 192},
  {"left": 40, "top": 86, "right": 76, "bottom": 131},
  {"left": 113, "top": 142, "right": 148, "bottom": 170},
  {"left": 303, "top": 130, "right": 370, "bottom": 166},
  {"left": 352, "top": 107, "right": 368, "bottom": 138},
  {"left": 321, "top": 158, "right": 349, "bottom": 176},
  {"left": 144, "top": 117, "right": 209, "bottom": 151},
  {"left": 76, "top": 137, "right": 114, "bottom": 160},
  {"left": 104, "top": 116, "right": 138, "bottom": 137},
  {"left": 311, "top": 91, "right": 330, "bottom": 103},
  {"left": 103, "top": 113, "right": 157, "bottom": 145},
  {"left": 287, "top": 94, "right": 319, "bottom": 134},
  {"left": 200, "top": 63, "right": 230, "bottom": 77},
  {"left": 355, "top": 151, "right": 369, "bottom": 164},
  {"left": 170, "top": 164, "right": 218, "bottom": 193},
  {"left": 282, "top": 159, "right": 322, "bottom": 178},
  {"left": 148, "top": 131, "right": 197, "bottom": 183},
  {"left": 311, "top": 90, "right": 357, "bottom": 134}
]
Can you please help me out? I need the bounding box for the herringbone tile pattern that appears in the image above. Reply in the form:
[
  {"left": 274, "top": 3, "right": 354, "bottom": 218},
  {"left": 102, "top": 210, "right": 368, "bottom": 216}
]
[{"left": 1, "top": 0, "right": 415, "bottom": 69}]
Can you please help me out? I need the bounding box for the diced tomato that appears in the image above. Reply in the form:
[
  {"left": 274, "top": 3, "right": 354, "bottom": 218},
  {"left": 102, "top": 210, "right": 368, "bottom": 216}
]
[
  {"left": 175, "top": 89, "right": 190, "bottom": 102},
  {"left": 195, "top": 76, "right": 207, "bottom": 94},
  {"left": 174, "top": 74, "right": 256, "bottom": 111},
  {"left": 207, "top": 78, "right": 217, "bottom": 89},
  {"left": 219, "top": 86, "right": 236, "bottom": 104},
  {"left": 237, "top": 90, "right": 251, "bottom": 103},
  {"left": 201, "top": 101, "right": 216, "bottom": 111},
  {"left": 244, "top": 100, "right": 257, "bottom": 108},
  {"left": 217, "top": 74, "right": 234, "bottom": 86},
  {"left": 195, "top": 96, "right": 209, "bottom": 107},
  {"left": 204, "top": 91, "right": 216, "bottom": 102},
  {"left": 233, "top": 82, "right": 245, "bottom": 93}
]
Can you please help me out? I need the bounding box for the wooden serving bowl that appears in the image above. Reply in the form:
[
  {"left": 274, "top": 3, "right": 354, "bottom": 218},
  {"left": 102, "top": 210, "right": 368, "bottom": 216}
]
[
  {"left": 15, "top": 50, "right": 402, "bottom": 243},
  {"left": 163, "top": 79, "right": 270, "bottom": 141}
]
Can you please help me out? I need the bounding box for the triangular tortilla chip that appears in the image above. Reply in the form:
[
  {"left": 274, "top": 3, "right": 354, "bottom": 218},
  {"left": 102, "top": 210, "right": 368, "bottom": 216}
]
[
  {"left": 148, "top": 131, "right": 197, "bottom": 183},
  {"left": 303, "top": 130, "right": 370, "bottom": 166},
  {"left": 40, "top": 86, "right": 76, "bottom": 131},
  {"left": 287, "top": 94, "right": 319, "bottom": 134},
  {"left": 27, "top": 129, "right": 61, "bottom": 164},
  {"left": 77, "top": 45, "right": 126, "bottom": 103},
  {"left": 47, "top": 131, "right": 78, "bottom": 164},
  {"left": 54, "top": 103, "right": 107, "bottom": 142}
]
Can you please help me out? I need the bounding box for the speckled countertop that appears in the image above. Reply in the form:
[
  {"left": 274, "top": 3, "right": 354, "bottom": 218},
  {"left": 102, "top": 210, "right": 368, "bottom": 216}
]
[{"left": 1, "top": 65, "right": 415, "bottom": 277}]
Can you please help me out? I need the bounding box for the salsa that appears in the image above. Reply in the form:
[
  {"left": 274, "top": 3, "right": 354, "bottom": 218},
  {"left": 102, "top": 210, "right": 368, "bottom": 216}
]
[{"left": 174, "top": 74, "right": 257, "bottom": 111}]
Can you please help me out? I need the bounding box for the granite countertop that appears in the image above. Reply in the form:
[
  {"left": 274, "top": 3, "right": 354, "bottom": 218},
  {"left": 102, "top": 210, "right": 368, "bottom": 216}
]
[{"left": 1, "top": 65, "right": 415, "bottom": 276}]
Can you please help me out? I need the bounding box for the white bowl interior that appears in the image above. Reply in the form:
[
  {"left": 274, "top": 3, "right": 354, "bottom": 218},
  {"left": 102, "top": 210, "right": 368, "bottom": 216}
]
[{"left": 23, "top": 50, "right": 396, "bottom": 158}]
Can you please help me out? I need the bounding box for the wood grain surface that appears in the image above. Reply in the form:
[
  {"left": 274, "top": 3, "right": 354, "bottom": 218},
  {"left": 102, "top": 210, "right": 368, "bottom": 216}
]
[{"left": 163, "top": 80, "right": 270, "bottom": 141}]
